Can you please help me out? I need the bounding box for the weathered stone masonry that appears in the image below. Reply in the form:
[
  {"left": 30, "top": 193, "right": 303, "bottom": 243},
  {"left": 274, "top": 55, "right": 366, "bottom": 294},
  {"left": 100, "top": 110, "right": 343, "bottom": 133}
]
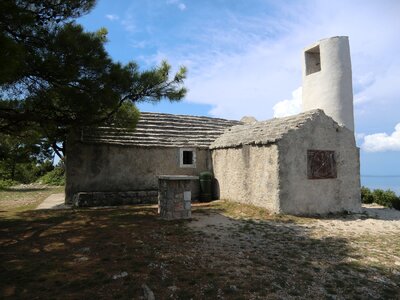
[
  {"left": 210, "top": 109, "right": 361, "bottom": 215},
  {"left": 65, "top": 36, "right": 362, "bottom": 216},
  {"left": 158, "top": 175, "right": 198, "bottom": 220},
  {"left": 66, "top": 112, "right": 240, "bottom": 206}
]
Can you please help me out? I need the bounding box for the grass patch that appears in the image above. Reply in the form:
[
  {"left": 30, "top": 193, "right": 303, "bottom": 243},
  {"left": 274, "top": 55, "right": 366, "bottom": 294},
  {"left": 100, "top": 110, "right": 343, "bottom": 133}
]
[{"left": 0, "top": 185, "right": 64, "bottom": 218}]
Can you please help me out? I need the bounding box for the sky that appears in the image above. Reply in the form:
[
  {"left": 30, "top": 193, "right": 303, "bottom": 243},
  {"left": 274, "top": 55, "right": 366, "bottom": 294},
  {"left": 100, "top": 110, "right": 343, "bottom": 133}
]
[{"left": 78, "top": 0, "right": 400, "bottom": 193}]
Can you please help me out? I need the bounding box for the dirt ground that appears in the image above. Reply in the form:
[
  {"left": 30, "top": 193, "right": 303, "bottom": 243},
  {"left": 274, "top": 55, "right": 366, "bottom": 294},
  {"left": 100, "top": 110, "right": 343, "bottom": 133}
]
[
  {"left": 0, "top": 189, "right": 399, "bottom": 299},
  {"left": 187, "top": 202, "right": 400, "bottom": 299}
]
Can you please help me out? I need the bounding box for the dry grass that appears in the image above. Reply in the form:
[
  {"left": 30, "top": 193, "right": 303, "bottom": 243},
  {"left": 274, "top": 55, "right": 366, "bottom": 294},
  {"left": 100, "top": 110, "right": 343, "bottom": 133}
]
[
  {"left": 0, "top": 192, "right": 399, "bottom": 299},
  {"left": 0, "top": 185, "right": 64, "bottom": 217},
  {"left": 203, "top": 199, "right": 318, "bottom": 224}
]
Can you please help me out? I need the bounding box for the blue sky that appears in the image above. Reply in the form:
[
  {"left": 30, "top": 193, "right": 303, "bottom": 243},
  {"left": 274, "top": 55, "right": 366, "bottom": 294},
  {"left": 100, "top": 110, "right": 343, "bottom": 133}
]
[{"left": 78, "top": 0, "right": 400, "bottom": 193}]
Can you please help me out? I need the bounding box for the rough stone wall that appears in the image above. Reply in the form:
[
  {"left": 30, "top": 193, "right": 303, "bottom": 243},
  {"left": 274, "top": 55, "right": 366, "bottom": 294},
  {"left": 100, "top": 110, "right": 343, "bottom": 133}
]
[
  {"left": 211, "top": 145, "right": 280, "bottom": 211},
  {"left": 73, "top": 190, "right": 158, "bottom": 207},
  {"left": 65, "top": 140, "right": 210, "bottom": 204},
  {"left": 277, "top": 117, "right": 361, "bottom": 215}
]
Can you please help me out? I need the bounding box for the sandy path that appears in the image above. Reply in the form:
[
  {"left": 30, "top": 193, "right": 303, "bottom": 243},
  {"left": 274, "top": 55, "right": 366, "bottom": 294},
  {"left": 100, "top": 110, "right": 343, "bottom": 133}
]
[{"left": 36, "top": 193, "right": 69, "bottom": 210}]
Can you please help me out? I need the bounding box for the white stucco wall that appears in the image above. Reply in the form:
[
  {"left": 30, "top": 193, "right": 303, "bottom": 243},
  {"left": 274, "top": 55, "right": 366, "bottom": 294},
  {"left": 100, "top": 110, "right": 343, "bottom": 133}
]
[
  {"left": 277, "top": 115, "right": 361, "bottom": 215},
  {"left": 211, "top": 145, "right": 280, "bottom": 211},
  {"left": 302, "top": 36, "right": 355, "bottom": 131}
]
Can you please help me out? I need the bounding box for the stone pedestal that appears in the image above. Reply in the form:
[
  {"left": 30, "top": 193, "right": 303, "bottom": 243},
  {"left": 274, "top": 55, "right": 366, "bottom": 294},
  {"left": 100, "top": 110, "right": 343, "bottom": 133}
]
[{"left": 158, "top": 175, "right": 199, "bottom": 220}]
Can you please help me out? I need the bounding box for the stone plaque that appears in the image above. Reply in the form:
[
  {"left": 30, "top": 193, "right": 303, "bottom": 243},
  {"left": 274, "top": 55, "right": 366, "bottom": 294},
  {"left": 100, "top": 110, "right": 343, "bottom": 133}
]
[
  {"left": 184, "top": 191, "right": 191, "bottom": 201},
  {"left": 307, "top": 150, "right": 337, "bottom": 179}
]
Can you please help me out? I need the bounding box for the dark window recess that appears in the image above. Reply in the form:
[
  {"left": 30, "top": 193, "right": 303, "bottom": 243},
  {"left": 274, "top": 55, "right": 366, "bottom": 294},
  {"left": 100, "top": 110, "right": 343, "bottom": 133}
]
[
  {"left": 307, "top": 150, "right": 337, "bottom": 179},
  {"left": 305, "top": 45, "right": 321, "bottom": 75},
  {"left": 182, "top": 151, "right": 193, "bottom": 165}
]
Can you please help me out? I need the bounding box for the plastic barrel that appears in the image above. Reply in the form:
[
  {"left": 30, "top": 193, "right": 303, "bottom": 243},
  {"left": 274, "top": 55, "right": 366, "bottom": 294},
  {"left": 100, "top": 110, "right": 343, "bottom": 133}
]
[{"left": 199, "top": 171, "right": 213, "bottom": 202}]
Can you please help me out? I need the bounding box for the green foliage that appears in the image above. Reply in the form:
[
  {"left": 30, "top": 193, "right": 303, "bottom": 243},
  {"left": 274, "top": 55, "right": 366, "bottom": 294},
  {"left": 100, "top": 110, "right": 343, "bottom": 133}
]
[
  {"left": 0, "top": 0, "right": 187, "bottom": 160},
  {"left": 361, "top": 186, "right": 400, "bottom": 210},
  {"left": 0, "top": 160, "right": 55, "bottom": 185},
  {"left": 0, "top": 179, "right": 16, "bottom": 190},
  {"left": 14, "top": 162, "right": 40, "bottom": 184},
  {"left": 109, "top": 102, "right": 141, "bottom": 129},
  {"left": 360, "top": 186, "right": 374, "bottom": 204},
  {"left": 0, "top": 0, "right": 97, "bottom": 85},
  {"left": 392, "top": 197, "right": 400, "bottom": 210},
  {"left": 38, "top": 167, "right": 65, "bottom": 186},
  {"left": 372, "top": 189, "right": 399, "bottom": 209},
  {"left": 35, "top": 160, "right": 55, "bottom": 177},
  {"left": 0, "top": 132, "right": 53, "bottom": 182}
]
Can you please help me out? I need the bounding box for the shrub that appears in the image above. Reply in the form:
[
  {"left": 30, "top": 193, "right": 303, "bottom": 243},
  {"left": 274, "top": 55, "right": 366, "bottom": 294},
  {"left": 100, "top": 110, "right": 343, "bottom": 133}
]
[
  {"left": 0, "top": 179, "right": 16, "bottom": 190},
  {"left": 372, "top": 189, "right": 398, "bottom": 208},
  {"left": 38, "top": 167, "right": 65, "bottom": 186},
  {"left": 35, "top": 160, "right": 54, "bottom": 178},
  {"left": 0, "top": 160, "right": 55, "bottom": 184},
  {"left": 14, "top": 162, "right": 39, "bottom": 183},
  {"left": 361, "top": 186, "right": 374, "bottom": 204},
  {"left": 392, "top": 197, "right": 400, "bottom": 210},
  {"left": 361, "top": 187, "right": 400, "bottom": 210}
]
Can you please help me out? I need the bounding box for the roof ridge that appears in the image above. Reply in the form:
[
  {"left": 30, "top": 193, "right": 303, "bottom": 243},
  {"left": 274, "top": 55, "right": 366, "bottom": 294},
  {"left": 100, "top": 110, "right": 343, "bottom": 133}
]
[{"left": 140, "top": 111, "right": 240, "bottom": 123}]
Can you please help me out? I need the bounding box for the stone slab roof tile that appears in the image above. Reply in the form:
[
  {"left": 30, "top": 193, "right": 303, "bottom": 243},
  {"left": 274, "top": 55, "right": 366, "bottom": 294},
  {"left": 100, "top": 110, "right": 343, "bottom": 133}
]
[
  {"left": 210, "top": 109, "right": 327, "bottom": 149},
  {"left": 81, "top": 112, "right": 241, "bottom": 148}
]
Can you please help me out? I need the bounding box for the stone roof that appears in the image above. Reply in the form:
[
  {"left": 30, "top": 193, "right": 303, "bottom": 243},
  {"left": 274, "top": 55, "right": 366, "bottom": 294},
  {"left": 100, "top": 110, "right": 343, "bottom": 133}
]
[
  {"left": 210, "top": 109, "right": 332, "bottom": 149},
  {"left": 81, "top": 112, "right": 241, "bottom": 148}
]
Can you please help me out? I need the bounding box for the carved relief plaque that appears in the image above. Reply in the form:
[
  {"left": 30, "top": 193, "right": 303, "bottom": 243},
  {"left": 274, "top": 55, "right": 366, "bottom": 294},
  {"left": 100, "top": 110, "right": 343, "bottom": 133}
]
[{"left": 307, "top": 150, "right": 337, "bottom": 179}]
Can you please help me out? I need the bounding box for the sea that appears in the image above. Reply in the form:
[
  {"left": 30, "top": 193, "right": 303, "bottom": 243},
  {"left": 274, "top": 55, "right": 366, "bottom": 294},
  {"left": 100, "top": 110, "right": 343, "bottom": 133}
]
[{"left": 361, "top": 176, "right": 400, "bottom": 195}]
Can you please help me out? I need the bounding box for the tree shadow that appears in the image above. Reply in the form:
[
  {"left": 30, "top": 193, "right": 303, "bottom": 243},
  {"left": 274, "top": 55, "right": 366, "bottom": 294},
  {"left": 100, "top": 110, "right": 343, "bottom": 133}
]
[
  {"left": 0, "top": 204, "right": 398, "bottom": 299},
  {"left": 361, "top": 206, "right": 400, "bottom": 221}
]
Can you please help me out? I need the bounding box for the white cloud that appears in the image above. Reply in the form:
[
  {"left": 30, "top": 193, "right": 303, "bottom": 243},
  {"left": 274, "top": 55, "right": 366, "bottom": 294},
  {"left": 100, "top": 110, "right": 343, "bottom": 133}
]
[
  {"left": 362, "top": 124, "right": 400, "bottom": 152},
  {"left": 105, "top": 14, "right": 119, "bottom": 21},
  {"left": 273, "top": 87, "right": 302, "bottom": 118},
  {"left": 172, "top": 0, "right": 400, "bottom": 128},
  {"left": 121, "top": 15, "right": 136, "bottom": 33},
  {"left": 166, "top": 0, "right": 186, "bottom": 11},
  {"left": 355, "top": 132, "right": 366, "bottom": 141},
  {"left": 123, "top": 0, "right": 400, "bottom": 133},
  {"left": 355, "top": 132, "right": 366, "bottom": 147},
  {"left": 130, "top": 41, "right": 148, "bottom": 49},
  {"left": 185, "top": 38, "right": 303, "bottom": 120}
]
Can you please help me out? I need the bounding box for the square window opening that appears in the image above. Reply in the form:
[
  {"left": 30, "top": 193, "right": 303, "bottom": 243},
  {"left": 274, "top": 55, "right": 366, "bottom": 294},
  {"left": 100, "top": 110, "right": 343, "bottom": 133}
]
[
  {"left": 182, "top": 151, "right": 193, "bottom": 165},
  {"left": 305, "top": 45, "right": 321, "bottom": 75},
  {"left": 179, "top": 148, "right": 196, "bottom": 168}
]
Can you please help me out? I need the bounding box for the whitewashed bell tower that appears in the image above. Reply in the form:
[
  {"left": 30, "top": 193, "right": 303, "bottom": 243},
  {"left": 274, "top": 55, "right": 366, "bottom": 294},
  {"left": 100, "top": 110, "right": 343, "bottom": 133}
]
[{"left": 302, "top": 36, "right": 355, "bottom": 131}]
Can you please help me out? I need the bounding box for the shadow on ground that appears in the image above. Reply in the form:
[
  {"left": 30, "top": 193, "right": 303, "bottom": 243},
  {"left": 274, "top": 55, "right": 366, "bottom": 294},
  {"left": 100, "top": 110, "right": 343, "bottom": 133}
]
[
  {"left": 0, "top": 203, "right": 399, "bottom": 299},
  {"left": 362, "top": 206, "right": 400, "bottom": 221}
]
